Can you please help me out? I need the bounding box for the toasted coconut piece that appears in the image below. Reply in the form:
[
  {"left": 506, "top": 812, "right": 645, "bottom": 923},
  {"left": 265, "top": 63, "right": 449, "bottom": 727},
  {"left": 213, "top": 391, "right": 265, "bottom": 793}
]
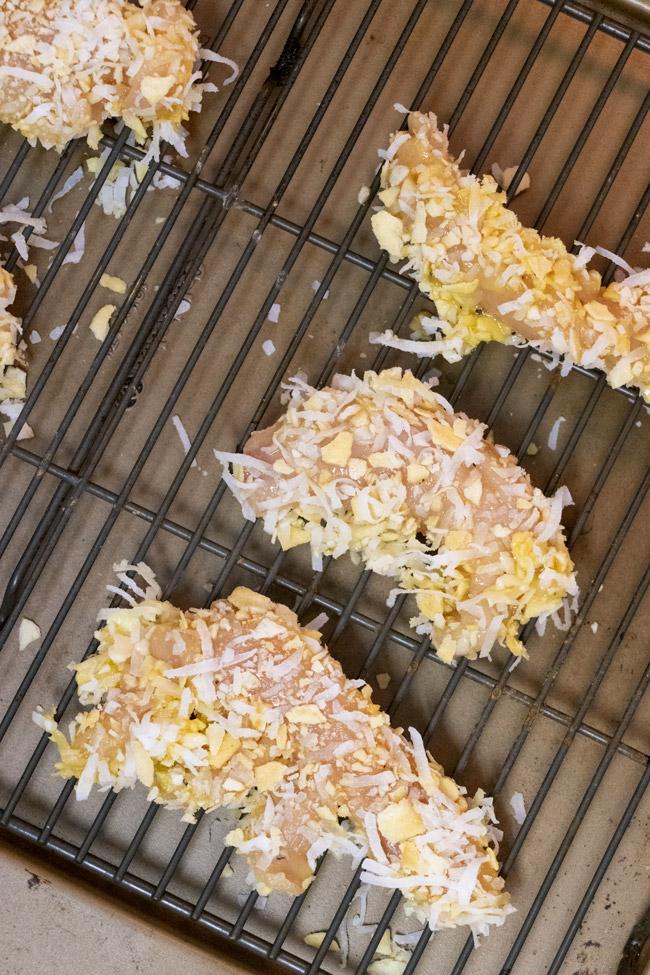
[
  {"left": 36, "top": 585, "right": 512, "bottom": 938},
  {"left": 217, "top": 368, "right": 577, "bottom": 663},
  {"left": 0, "top": 266, "right": 27, "bottom": 403},
  {"left": 369, "top": 112, "right": 650, "bottom": 402},
  {"left": 0, "top": 0, "right": 210, "bottom": 157}
]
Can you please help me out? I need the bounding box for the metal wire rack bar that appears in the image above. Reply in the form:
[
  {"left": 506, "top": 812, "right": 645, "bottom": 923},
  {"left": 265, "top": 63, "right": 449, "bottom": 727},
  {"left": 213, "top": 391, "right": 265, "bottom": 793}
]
[{"left": 0, "top": 0, "right": 648, "bottom": 973}]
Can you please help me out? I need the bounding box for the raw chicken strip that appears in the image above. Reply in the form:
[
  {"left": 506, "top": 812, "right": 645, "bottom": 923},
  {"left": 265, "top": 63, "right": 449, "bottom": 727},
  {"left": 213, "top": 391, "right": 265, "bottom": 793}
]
[
  {"left": 370, "top": 112, "right": 650, "bottom": 402},
  {"left": 35, "top": 582, "right": 512, "bottom": 939},
  {"left": 217, "top": 369, "right": 577, "bottom": 663},
  {"left": 0, "top": 266, "right": 27, "bottom": 402},
  {"left": 0, "top": 0, "right": 210, "bottom": 157}
]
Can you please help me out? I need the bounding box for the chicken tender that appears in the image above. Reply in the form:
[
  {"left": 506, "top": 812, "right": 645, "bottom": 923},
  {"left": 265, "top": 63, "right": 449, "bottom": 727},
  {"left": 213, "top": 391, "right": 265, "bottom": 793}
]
[
  {"left": 370, "top": 112, "right": 650, "bottom": 402},
  {"left": 0, "top": 0, "right": 209, "bottom": 156},
  {"left": 217, "top": 369, "right": 577, "bottom": 663},
  {"left": 35, "top": 581, "right": 512, "bottom": 939}
]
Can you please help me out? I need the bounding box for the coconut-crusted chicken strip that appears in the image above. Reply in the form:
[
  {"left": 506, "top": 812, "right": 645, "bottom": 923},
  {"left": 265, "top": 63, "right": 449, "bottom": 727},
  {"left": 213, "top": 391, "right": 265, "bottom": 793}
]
[
  {"left": 217, "top": 369, "right": 576, "bottom": 664},
  {"left": 0, "top": 266, "right": 27, "bottom": 403},
  {"left": 369, "top": 112, "right": 650, "bottom": 402},
  {"left": 0, "top": 0, "right": 212, "bottom": 157},
  {"left": 35, "top": 585, "right": 512, "bottom": 939}
]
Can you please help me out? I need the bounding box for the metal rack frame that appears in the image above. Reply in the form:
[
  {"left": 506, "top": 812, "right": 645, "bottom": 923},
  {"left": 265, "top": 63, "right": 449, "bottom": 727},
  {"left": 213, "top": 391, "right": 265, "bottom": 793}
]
[{"left": 0, "top": 1, "right": 648, "bottom": 973}]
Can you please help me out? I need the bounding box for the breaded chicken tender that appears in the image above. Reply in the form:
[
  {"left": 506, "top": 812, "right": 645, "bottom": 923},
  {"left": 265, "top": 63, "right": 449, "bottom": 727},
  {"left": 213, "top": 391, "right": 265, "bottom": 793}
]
[
  {"left": 35, "top": 580, "right": 512, "bottom": 938},
  {"left": 0, "top": 0, "right": 210, "bottom": 156},
  {"left": 0, "top": 266, "right": 27, "bottom": 402},
  {"left": 217, "top": 369, "right": 577, "bottom": 663},
  {"left": 370, "top": 112, "right": 650, "bottom": 402}
]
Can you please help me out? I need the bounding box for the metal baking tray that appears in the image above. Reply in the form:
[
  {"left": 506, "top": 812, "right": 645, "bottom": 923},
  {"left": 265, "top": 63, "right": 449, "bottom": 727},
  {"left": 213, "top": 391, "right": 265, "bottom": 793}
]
[{"left": 0, "top": 1, "right": 648, "bottom": 973}]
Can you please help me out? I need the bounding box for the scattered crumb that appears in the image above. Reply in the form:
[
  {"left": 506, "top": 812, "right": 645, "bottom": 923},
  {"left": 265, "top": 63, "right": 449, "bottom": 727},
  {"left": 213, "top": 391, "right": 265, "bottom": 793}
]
[
  {"left": 171, "top": 414, "right": 198, "bottom": 469},
  {"left": 3, "top": 419, "right": 33, "bottom": 439},
  {"left": 267, "top": 302, "right": 281, "bottom": 323},
  {"left": 61, "top": 222, "right": 86, "bottom": 266},
  {"left": 598, "top": 584, "right": 604, "bottom": 593},
  {"left": 174, "top": 298, "right": 191, "bottom": 320},
  {"left": 636, "top": 420, "right": 642, "bottom": 428},
  {"left": 304, "top": 931, "right": 340, "bottom": 953},
  {"left": 49, "top": 324, "right": 66, "bottom": 341},
  {"left": 221, "top": 862, "right": 234, "bottom": 878},
  {"left": 590, "top": 622, "right": 599, "bottom": 634},
  {"left": 19, "top": 617, "right": 41, "bottom": 651},
  {"left": 311, "top": 279, "right": 330, "bottom": 300},
  {"left": 491, "top": 162, "right": 531, "bottom": 196},
  {"left": 262, "top": 339, "right": 276, "bottom": 356},
  {"left": 369, "top": 958, "right": 407, "bottom": 975},
  {"left": 547, "top": 415, "right": 565, "bottom": 451},
  {"left": 23, "top": 263, "right": 38, "bottom": 283},
  {"left": 526, "top": 442, "right": 539, "bottom": 456},
  {"left": 376, "top": 672, "right": 391, "bottom": 690},
  {"left": 358, "top": 185, "right": 370, "bottom": 205},
  {"left": 0, "top": 402, "right": 33, "bottom": 439},
  {"left": 89, "top": 305, "right": 116, "bottom": 342},
  {"left": 29, "top": 329, "right": 41, "bottom": 344},
  {"left": 376, "top": 929, "right": 393, "bottom": 956},
  {"left": 100, "top": 273, "right": 127, "bottom": 294},
  {"left": 510, "top": 791, "right": 526, "bottom": 825}
]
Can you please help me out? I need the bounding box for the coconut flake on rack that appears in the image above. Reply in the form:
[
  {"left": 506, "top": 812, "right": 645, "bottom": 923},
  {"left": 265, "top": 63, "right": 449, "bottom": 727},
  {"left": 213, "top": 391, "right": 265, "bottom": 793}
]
[
  {"left": 199, "top": 49, "right": 240, "bottom": 85},
  {"left": 174, "top": 298, "right": 191, "bottom": 320},
  {"left": 0, "top": 401, "right": 33, "bottom": 440},
  {"left": 509, "top": 792, "right": 526, "bottom": 825},
  {"left": 29, "top": 330, "right": 41, "bottom": 345},
  {"left": 547, "top": 415, "right": 565, "bottom": 451},
  {"left": 111, "top": 561, "right": 162, "bottom": 601},
  {"left": 0, "top": 200, "right": 47, "bottom": 235},
  {"left": 47, "top": 168, "right": 85, "bottom": 212},
  {"left": 89, "top": 305, "right": 115, "bottom": 342},
  {"left": 267, "top": 303, "right": 281, "bottom": 323},
  {"left": 621, "top": 267, "right": 650, "bottom": 288},
  {"left": 18, "top": 618, "right": 41, "bottom": 652},
  {"left": 490, "top": 162, "right": 531, "bottom": 197},
  {"left": 311, "top": 279, "right": 330, "bottom": 299},
  {"left": 171, "top": 414, "right": 198, "bottom": 468},
  {"left": 262, "top": 339, "right": 276, "bottom": 357},
  {"left": 61, "top": 224, "right": 86, "bottom": 266},
  {"left": 49, "top": 325, "right": 66, "bottom": 341}
]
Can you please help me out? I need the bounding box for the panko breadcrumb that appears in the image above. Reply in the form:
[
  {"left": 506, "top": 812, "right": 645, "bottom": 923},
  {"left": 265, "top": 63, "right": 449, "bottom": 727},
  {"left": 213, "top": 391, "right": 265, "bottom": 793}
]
[
  {"left": 35, "top": 580, "right": 512, "bottom": 939},
  {"left": 370, "top": 112, "right": 650, "bottom": 402},
  {"left": 0, "top": 266, "right": 27, "bottom": 402},
  {"left": 217, "top": 368, "right": 577, "bottom": 664},
  {"left": 0, "top": 0, "right": 211, "bottom": 157}
]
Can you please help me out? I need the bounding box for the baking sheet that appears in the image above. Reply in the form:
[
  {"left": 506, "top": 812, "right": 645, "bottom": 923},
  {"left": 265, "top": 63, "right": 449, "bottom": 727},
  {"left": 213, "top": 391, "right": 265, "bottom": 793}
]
[{"left": 0, "top": 1, "right": 648, "bottom": 973}]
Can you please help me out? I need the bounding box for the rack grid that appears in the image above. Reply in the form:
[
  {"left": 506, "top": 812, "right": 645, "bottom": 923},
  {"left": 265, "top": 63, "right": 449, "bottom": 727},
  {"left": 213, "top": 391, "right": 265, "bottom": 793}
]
[{"left": 0, "top": 1, "right": 648, "bottom": 973}]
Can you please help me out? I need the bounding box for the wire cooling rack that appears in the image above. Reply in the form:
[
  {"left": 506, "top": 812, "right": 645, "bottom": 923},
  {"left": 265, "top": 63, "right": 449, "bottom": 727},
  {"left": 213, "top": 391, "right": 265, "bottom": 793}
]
[{"left": 0, "top": 1, "right": 648, "bottom": 973}]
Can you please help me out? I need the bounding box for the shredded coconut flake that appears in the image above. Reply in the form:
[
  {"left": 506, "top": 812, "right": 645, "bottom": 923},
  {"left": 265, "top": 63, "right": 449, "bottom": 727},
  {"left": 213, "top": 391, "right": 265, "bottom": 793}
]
[
  {"left": 547, "top": 416, "right": 565, "bottom": 451},
  {"left": 171, "top": 414, "right": 198, "bottom": 468},
  {"left": 509, "top": 792, "right": 526, "bottom": 825}
]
